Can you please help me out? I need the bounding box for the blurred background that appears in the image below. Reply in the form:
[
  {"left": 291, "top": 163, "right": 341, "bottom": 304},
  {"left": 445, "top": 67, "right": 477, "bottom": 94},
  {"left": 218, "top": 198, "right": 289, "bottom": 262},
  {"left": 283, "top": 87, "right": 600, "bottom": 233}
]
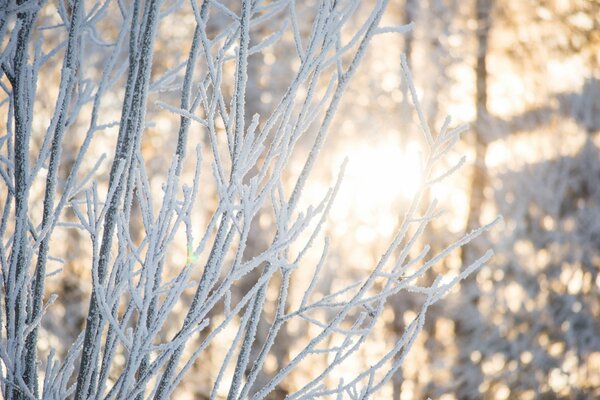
[
  {"left": 8, "top": 0, "right": 599, "bottom": 399},
  {"left": 329, "top": 1, "right": 600, "bottom": 398}
]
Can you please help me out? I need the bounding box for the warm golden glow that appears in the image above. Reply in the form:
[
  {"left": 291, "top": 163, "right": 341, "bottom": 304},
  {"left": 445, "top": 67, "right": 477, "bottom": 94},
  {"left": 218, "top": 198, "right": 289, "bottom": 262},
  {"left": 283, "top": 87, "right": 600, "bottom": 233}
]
[{"left": 334, "top": 138, "right": 423, "bottom": 214}]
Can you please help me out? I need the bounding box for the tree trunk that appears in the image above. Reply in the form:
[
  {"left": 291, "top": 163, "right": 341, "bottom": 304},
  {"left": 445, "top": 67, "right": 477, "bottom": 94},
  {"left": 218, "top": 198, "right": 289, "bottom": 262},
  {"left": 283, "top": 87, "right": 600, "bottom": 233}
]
[{"left": 454, "top": 0, "right": 492, "bottom": 398}]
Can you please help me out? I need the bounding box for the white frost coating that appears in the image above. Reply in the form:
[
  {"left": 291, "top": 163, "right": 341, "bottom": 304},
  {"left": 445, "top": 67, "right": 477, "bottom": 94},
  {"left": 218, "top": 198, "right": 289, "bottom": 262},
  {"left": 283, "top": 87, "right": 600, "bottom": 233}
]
[{"left": 0, "top": 0, "right": 498, "bottom": 399}]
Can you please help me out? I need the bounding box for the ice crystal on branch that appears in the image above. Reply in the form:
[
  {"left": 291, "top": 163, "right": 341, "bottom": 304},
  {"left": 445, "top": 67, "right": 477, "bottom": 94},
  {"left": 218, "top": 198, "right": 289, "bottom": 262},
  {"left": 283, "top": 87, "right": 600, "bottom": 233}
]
[{"left": 0, "top": 1, "right": 495, "bottom": 399}]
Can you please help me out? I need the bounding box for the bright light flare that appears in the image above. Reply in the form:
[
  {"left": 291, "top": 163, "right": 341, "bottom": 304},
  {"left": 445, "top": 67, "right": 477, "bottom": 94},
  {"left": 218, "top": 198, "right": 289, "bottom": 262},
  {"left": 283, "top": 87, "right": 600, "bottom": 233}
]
[{"left": 330, "top": 138, "right": 423, "bottom": 239}]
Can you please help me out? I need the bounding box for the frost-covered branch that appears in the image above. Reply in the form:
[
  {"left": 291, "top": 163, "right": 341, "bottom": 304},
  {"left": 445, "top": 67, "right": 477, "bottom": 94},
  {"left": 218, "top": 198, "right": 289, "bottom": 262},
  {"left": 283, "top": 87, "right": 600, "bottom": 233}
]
[{"left": 0, "top": 0, "right": 497, "bottom": 399}]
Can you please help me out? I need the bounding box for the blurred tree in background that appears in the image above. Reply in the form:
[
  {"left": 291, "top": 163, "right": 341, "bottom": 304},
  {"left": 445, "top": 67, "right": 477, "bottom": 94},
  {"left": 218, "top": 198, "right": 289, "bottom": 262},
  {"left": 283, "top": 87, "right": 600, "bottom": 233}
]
[{"left": 390, "top": 0, "right": 600, "bottom": 398}]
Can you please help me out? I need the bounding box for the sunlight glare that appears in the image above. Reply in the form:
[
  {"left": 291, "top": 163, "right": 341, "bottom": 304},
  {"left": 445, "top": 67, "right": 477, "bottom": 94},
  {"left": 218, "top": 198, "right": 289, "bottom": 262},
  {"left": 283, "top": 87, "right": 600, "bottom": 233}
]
[
  {"left": 331, "top": 138, "right": 423, "bottom": 239},
  {"left": 344, "top": 138, "right": 421, "bottom": 204}
]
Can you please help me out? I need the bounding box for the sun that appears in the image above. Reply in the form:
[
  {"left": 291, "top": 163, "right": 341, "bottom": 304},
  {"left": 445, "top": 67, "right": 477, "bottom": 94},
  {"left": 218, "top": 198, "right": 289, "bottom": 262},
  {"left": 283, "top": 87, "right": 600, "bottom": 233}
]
[
  {"left": 327, "top": 137, "right": 424, "bottom": 240},
  {"left": 342, "top": 137, "right": 423, "bottom": 205}
]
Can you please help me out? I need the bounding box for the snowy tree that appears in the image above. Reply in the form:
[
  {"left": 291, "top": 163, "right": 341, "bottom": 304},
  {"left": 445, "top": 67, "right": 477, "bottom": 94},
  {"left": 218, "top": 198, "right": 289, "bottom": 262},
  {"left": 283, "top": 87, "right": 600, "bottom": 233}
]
[{"left": 0, "top": 0, "right": 495, "bottom": 398}]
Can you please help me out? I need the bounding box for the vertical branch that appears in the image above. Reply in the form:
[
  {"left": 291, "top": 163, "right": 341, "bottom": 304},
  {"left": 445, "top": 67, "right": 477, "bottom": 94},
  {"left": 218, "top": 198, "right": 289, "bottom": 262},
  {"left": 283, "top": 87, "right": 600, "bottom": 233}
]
[
  {"left": 226, "top": 283, "right": 267, "bottom": 400},
  {"left": 23, "top": 0, "right": 84, "bottom": 395},
  {"left": 154, "top": 3, "right": 254, "bottom": 398},
  {"left": 133, "top": 6, "right": 205, "bottom": 398},
  {"left": 5, "top": 1, "right": 39, "bottom": 398},
  {"left": 75, "top": 0, "right": 164, "bottom": 396},
  {"left": 232, "top": 0, "right": 252, "bottom": 168}
]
